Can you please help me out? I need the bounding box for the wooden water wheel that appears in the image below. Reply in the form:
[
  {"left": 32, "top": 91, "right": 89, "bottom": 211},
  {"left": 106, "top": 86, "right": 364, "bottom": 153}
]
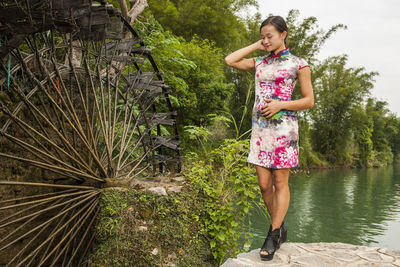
[{"left": 0, "top": 0, "right": 181, "bottom": 265}]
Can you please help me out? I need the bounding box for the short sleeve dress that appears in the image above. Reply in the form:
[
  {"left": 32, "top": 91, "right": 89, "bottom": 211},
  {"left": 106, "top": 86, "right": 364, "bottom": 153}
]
[{"left": 247, "top": 48, "right": 309, "bottom": 169}]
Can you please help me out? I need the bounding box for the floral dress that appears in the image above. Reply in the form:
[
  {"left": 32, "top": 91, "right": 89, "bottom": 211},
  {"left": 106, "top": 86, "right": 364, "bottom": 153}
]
[{"left": 247, "top": 48, "right": 309, "bottom": 169}]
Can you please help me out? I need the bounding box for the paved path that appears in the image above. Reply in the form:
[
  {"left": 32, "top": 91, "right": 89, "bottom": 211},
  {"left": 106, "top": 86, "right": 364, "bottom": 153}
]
[{"left": 221, "top": 242, "right": 400, "bottom": 266}]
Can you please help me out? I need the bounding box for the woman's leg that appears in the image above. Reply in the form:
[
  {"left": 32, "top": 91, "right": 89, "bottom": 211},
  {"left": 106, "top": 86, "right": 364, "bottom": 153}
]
[
  {"left": 255, "top": 165, "right": 275, "bottom": 218},
  {"left": 271, "top": 169, "right": 290, "bottom": 231},
  {"left": 258, "top": 166, "right": 290, "bottom": 257}
]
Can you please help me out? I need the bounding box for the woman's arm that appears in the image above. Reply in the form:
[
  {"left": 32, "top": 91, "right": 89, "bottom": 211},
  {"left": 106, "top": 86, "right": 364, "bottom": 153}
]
[
  {"left": 224, "top": 40, "right": 265, "bottom": 71},
  {"left": 261, "top": 67, "right": 314, "bottom": 118}
]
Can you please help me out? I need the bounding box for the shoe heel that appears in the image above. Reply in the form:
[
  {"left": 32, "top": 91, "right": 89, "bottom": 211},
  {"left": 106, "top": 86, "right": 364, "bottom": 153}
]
[
  {"left": 281, "top": 230, "right": 287, "bottom": 243},
  {"left": 280, "top": 222, "right": 287, "bottom": 244}
]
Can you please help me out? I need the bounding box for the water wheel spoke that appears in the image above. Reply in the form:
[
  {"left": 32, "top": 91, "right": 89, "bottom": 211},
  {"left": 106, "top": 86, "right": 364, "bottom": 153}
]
[
  {"left": 36, "top": 204, "right": 75, "bottom": 266},
  {"left": 15, "top": 195, "right": 98, "bottom": 267},
  {"left": 0, "top": 103, "right": 98, "bottom": 177},
  {"left": 45, "top": 198, "right": 99, "bottom": 266},
  {"left": 0, "top": 190, "right": 95, "bottom": 231},
  {"left": 0, "top": 189, "right": 77, "bottom": 225},
  {"left": 0, "top": 198, "right": 65, "bottom": 247},
  {"left": 7, "top": 199, "right": 71, "bottom": 267},
  {"left": 0, "top": 188, "right": 77, "bottom": 205},
  {"left": 66, "top": 207, "right": 98, "bottom": 267}
]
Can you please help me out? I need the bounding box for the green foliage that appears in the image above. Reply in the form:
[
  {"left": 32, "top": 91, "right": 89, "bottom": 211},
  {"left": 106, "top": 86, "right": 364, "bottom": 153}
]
[
  {"left": 182, "top": 113, "right": 246, "bottom": 159},
  {"left": 385, "top": 115, "right": 400, "bottom": 161},
  {"left": 91, "top": 188, "right": 216, "bottom": 266},
  {"left": 298, "top": 119, "right": 328, "bottom": 168},
  {"left": 310, "top": 55, "right": 378, "bottom": 165},
  {"left": 184, "top": 139, "right": 259, "bottom": 264},
  {"left": 133, "top": 15, "right": 235, "bottom": 128},
  {"left": 178, "top": 36, "right": 235, "bottom": 125},
  {"left": 365, "top": 98, "right": 396, "bottom": 166},
  {"left": 146, "top": 0, "right": 258, "bottom": 49},
  {"left": 351, "top": 105, "right": 374, "bottom": 167}
]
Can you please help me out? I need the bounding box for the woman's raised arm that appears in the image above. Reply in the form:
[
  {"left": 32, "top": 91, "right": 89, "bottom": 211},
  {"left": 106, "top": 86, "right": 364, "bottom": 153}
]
[{"left": 224, "top": 40, "right": 265, "bottom": 71}]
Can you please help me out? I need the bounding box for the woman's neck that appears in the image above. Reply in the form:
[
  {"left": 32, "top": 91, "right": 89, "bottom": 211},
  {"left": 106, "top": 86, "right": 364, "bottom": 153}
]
[{"left": 273, "top": 45, "right": 287, "bottom": 55}]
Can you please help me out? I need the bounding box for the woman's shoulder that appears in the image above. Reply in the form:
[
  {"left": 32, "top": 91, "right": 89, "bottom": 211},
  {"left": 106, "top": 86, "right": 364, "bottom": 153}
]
[
  {"left": 288, "top": 53, "right": 309, "bottom": 70},
  {"left": 286, "top": 52, "right": 304, "bottom": 60},
  {"left": 253, "top": 55, "right": 267, "bottom": 68}
]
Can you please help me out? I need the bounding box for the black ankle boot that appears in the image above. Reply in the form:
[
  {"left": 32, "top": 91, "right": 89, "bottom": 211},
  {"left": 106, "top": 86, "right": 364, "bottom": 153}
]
[{"left": 259, "top": 227, "right": 282, "bottom": 261}]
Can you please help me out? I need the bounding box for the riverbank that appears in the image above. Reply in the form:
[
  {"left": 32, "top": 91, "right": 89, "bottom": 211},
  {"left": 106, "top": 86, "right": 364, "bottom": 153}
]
[{"left": 221, "top": 242, "right": 400, "bottom": 266}]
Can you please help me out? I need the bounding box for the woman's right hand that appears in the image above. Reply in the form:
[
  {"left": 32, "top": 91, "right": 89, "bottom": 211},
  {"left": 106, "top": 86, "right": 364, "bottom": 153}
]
[
  {"left": 224, "top": 39, "right": 266, "bottom": 70},
  {"left": 255, "top": 39, "right": 267, "bottom": 51}
]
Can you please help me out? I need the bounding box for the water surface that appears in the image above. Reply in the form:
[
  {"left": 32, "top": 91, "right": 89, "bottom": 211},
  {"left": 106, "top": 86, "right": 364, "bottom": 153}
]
[{"left": 241, "top": 164, "right": 400, "bottom": 251}]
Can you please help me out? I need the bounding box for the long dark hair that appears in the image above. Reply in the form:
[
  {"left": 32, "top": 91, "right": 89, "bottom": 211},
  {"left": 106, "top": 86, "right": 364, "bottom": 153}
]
[{"left": 260, "top": 16, "right": 288, "bottom": 44}]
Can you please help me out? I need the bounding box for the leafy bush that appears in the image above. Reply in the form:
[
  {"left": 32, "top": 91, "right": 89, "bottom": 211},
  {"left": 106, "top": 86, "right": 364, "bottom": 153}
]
[{"left": 184, "top": 138, "right": 259, "bottom": 264}]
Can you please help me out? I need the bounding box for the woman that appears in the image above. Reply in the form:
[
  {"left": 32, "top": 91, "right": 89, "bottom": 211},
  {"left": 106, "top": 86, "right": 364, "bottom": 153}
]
[{"left": 224, "top": 15, "right": 314, "bottom": 261}]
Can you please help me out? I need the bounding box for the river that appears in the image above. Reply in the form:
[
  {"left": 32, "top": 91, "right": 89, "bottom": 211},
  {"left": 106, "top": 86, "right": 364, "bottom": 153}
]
[{"left": 240, "top": 163, "right": 400, "bottom": 251}]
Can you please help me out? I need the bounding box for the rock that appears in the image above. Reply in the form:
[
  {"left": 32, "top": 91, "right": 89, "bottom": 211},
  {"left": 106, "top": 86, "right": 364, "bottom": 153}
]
[
  {"left": 151, "top": 248, "right": 159, "bottom": 256},
  {"left": 172, "top": 176, "right": 185, "bottom": 182},
  {"left": 167, "top": 252, "right": 177, "bottom": 260},
  {"left": 220, "top": 242, "right": 400, "bottom": 267},
  {"left": 167, "top": 186, "right": 182, "bottom": 193},
  {"left": 147, "top": 186, "right": 167, "bottom": 196},
  {"left": 138, "top": 226, "right": 147, "bottom": 231}
]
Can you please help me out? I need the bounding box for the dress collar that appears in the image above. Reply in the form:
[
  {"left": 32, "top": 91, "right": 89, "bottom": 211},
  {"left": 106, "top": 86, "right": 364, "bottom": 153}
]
[{"left": 267, "top": 47, "right": 290, "bottom": 58}]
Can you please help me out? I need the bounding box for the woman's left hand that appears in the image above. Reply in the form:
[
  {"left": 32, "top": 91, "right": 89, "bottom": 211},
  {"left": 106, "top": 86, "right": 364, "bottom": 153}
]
[{"left": 261, "top": 99, "right": 283, "bottom": 118}]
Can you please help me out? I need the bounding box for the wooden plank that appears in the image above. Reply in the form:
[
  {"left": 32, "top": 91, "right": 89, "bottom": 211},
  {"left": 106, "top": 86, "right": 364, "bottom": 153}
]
[
  {"left": 126, "top": 72, "right": 155, "bottom": 85},
  {"left": 104, "top": 37, "right": 142, "bottom": 52},
  {"left": 76, "top": 12, "right": 110, "bottom": 27},
  {"left": 145, "top": 111, "right": 178, "bottom": 117},
  {"left": 0, "top": 6, "right": 26, "bottom": 23},
  {"left": 135, "top": 82, "right": 168, "bottom": 92},
  {"left": 0, "top": 2, "right": 120, "bottom": 38},
  {"left": 105, "top": 55, "right": 145, "bottom": 64},
  {"left": 130, "top": 46, "right": 151, "bottom": 55},
  {"left": 105, "top": 17, "right": 123, "bottom": 39},
  {"left": 127, "top": 75, "right": 169, "bottom": 90},
  {"left": 69, "top": 4, "right": 92, "bottom": 19},
  {"left": 51, "top": 0, "right": 90, "bottom": 10},
  {"left": 153, "top": 154, "right": 180, "bottom": 163},
  {"left": 144, "top": 136, "right": 181, "bottom": 151},
  {"left": 138, "top": 112, "right": 177, "bottom": 126},
  {"left": 0, "top": 34, "right": 26, "bottom": 58},
  {"left": 139, "top": 90, "right": 164, "bottom": 106}
]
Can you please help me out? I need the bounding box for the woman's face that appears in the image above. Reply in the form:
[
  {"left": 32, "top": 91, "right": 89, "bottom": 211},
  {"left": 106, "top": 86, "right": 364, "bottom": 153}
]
[{"left": 260, "top": 24, "right": 287, "bottom": 52}]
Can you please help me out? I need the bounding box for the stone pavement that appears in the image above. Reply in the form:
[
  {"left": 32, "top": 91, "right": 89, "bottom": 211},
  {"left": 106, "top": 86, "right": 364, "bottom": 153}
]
[{"left": 221, "top": 242, "right": 400, "bottom": 266}]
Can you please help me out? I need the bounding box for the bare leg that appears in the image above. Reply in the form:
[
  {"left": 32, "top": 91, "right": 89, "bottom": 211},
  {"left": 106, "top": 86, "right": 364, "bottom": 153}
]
[
  {"left": 271, "top": 169, "right": 290, "bottom": 231},
  {"left": 256, "top": 165, "right": 275, "bottom": 217}
]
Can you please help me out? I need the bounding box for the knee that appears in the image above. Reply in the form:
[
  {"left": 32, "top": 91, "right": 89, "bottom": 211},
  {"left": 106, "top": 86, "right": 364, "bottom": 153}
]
[
  {"left": 258, "top": 183, "right": 273, "bottom": 194},
  {"left": 274, "top": 179, "right": 289, "bottom": 191}
]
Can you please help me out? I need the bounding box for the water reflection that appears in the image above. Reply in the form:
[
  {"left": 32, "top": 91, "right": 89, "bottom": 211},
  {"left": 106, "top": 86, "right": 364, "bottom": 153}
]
[{"left": 242, "top": 164, "right": 400, "bottom": 251}]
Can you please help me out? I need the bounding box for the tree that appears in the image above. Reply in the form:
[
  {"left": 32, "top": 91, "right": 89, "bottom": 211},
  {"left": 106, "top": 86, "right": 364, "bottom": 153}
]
[
  {"left": 145, "top": 0, "right": 258, "bottom": 49},
  {"left": 365, "top": 98, "right": 397, "bottom": 165},
  {"left": 311, "top": 55, "right": 378, "bottom": 164},
  {"left": 351, "top": 105, "right": 373, "bottom": 167}
]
